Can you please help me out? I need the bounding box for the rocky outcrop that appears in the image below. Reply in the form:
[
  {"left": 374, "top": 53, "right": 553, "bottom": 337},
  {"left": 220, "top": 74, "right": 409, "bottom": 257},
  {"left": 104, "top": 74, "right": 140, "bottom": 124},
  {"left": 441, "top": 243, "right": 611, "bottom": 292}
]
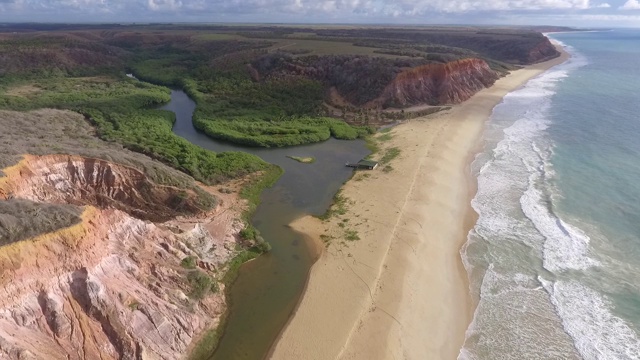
[
  {"left": 367, "top": 58, "right": 499, "bottom": 109},
  {"left": 0, "top": 155, "right": 244, "bottom": 360},
  {"left": 0, "top": 155, "right": 209, "bottom": 222}
]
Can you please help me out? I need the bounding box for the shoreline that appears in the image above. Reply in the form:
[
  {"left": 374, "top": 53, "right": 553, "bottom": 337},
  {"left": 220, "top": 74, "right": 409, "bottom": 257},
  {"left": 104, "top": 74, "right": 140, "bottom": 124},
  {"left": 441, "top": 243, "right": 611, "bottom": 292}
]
[{"left": 270, "top": 44, "right": 570, "bottom": 360}]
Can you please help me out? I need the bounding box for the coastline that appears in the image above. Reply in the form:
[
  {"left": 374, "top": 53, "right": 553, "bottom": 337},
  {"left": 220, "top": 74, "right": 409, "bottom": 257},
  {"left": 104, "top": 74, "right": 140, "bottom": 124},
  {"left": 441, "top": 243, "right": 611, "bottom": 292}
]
[{"left": 270, "top": 44, "right": 570, "bottom": 360}]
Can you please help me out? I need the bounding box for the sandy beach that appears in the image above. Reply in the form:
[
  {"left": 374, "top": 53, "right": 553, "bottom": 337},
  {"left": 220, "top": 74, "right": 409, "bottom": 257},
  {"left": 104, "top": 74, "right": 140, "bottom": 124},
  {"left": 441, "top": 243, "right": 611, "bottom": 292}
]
[{"left": 270, "top": 46, "right": 570, "bottom": 360}]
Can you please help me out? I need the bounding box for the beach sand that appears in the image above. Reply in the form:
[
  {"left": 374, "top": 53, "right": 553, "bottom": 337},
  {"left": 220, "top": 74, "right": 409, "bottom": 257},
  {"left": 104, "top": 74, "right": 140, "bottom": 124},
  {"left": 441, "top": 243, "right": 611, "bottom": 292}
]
[{"left": 270, "top": 46, "right": 570, "bottom": 360}]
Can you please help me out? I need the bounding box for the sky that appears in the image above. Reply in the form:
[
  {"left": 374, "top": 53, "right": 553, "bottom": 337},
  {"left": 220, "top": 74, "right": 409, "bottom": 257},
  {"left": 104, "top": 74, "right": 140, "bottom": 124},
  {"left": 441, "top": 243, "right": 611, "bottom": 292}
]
[{"left": 1, "top": 0, "right": 640, "bottom": 27}]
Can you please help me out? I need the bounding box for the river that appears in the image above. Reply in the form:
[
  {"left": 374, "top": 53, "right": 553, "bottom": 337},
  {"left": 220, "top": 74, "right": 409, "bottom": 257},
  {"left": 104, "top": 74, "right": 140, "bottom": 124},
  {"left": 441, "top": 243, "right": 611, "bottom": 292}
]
[{"left": 161, "top": 90, "right": 370, "bottom": 359}]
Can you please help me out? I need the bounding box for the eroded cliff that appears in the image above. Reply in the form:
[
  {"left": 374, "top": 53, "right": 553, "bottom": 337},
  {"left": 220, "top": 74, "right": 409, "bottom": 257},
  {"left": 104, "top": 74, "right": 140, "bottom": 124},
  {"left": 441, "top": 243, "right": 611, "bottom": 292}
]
[
  {"left": 0, "top": 154, "right": 245, "bottom": 360},
  {"left": 368, "top": 58, "right": 499, "bottom": 108},
  {"left": 254, "top": 54, "right": 499, "bottom": 112}
]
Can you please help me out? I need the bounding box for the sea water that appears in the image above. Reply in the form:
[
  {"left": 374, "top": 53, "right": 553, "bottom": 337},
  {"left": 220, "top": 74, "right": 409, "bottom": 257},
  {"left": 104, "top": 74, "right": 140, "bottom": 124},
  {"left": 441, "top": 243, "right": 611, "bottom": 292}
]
[{"left": 460, "top": 30, "right": 640, "bottom": 359}]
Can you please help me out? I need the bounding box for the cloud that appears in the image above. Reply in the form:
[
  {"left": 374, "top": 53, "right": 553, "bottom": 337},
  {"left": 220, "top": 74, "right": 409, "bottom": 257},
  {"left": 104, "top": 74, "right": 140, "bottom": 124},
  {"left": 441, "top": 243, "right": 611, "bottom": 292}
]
[
  {"left": 621, "top": 0, "right": 640, "bottom": 9},
  {"left": 578, "top": 13, "right": 640, "bottom": 19},
  {"left": 0, "top": 0, "right": 601, "bottom": 16},
  {"left": 0, "top": 0, "right": 633, "bottom": 24},
  {"left": 148, "top": 0, "right": 182, "bottom": 11}
]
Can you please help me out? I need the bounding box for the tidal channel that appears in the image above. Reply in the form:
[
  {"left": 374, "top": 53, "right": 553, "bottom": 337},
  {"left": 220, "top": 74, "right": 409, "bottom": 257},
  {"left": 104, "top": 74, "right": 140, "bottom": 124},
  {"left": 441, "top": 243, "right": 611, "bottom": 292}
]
[{"left": 161, "top": 90, "right": 369, "bottom": 360}]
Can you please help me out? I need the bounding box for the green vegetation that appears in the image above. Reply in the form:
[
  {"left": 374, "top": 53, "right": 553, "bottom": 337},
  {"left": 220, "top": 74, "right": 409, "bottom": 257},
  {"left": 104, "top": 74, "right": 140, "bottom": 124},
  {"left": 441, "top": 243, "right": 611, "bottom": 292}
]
[
  {"left": 319, "top": 191, "right": 349, "bottom": 220},
  {"left": 0, "top": 77, "right": 272, "bottom": 185},
  {"left": 0, "top": 25, "right": 554, "bottom": 150},
  {"left": 193, "top": 115, "right": 372, "bottom": 147},
  {"left": 188, "top": 312, "right": 229, "bottom": 360},
  {"left": 222, "top": 247, "right": 263, "bottom": 286},
  {"left": 239, "top": 227, "right": 258, "bottom": 241},
  {"left": 344, "top": 229, "right": 360, "bottom": 241},
  {"left": 181, "top": 256, "right": 197, "bottom": 269},
  {"left": 286, "top": 156, "right": 315, "bottom": 164},
  {"left": 187, "top": 270, "right": 216, "bottom": 300},
  {"left": 120, "top": 37, "right": 373, "bottom": 147},
  {"left": 380, "top": 147, "right": 401, "bottom": 164},
  {"left": 377, "top": 132, "right": 394, "bottom": 142},
  {"left": 355, "top": 173, "right": 372, "bottom": 182},
  {"left": 320, "top": 234, "right": 335, "bottom": 244},
  {"left": 128, "top": 300, "right": 140, "bottom": 311}
]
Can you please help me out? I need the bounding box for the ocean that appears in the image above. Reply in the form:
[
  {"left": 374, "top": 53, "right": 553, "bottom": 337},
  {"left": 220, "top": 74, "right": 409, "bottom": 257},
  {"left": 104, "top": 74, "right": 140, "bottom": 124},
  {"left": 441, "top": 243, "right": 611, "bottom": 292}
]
[{"left": 460, "top": 29, "right": 640, "bottom": 359}]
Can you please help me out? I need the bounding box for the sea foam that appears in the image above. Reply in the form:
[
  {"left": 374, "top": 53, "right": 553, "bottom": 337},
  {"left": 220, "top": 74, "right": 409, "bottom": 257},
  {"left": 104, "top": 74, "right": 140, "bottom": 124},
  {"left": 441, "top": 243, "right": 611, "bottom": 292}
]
[
  {"left": 542, "top": 279, "right": 640, "bottom": 360},
  {"left": 460, "top": 38, "right": 614, "bottom": 359}
]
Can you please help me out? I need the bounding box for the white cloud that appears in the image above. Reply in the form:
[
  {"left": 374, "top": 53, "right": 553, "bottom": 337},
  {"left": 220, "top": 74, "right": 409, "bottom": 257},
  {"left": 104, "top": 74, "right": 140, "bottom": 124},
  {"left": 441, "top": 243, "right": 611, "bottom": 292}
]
[
  {"left": 621, "top": 0, "right": 640, "bottom": 9},
  {"left": 579, "top": 13, "right": 640, "bottom": 20},
  {"left": 147, "top": 0, "right": 182, "bottom": 11},
  {"left": 0, "top": 0, "right": 629, "bottom": 22},
  {"left": 373, "top": 0, "right": 595, "bottom": 14}
]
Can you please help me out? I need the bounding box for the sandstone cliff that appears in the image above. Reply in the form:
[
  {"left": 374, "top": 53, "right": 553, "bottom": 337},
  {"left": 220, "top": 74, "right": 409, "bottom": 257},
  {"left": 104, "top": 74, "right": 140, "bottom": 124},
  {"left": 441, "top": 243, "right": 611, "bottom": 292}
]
[
  {"left": 254, "top": 54, "right": 499, "bottom": 112},
  {"left": 366, "top": 58, "right": 499, "bottom": 109},
  {"left": 0, "top": 155, "right": 244, "bottom": 360}
]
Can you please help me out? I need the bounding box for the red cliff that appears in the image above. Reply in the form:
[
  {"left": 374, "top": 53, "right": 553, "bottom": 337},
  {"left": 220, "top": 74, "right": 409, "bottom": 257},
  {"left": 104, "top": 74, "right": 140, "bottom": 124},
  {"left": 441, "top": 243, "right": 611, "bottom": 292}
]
[
  {"left": 367, "top": 58, "right": 499, "bottom": 109},
  {"left": 0, "top": 154, "right": 246, "bottom": 360}
]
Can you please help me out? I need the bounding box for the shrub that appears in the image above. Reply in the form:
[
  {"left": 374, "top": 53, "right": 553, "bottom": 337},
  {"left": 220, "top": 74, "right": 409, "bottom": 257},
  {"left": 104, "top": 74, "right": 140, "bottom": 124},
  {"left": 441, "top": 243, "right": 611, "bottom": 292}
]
[
  {"left": 181, "top": 256, "right": 197, "bottom": 269},
  {"left": 187, "top": 270, "right": 215, "bottom": 300}
]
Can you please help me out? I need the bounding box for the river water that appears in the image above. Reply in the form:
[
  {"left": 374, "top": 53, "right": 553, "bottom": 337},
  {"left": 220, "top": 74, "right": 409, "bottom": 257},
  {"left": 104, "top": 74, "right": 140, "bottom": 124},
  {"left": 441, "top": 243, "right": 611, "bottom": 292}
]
[{"left": 161, "top": 90, "right": 370, "bottom": 360}]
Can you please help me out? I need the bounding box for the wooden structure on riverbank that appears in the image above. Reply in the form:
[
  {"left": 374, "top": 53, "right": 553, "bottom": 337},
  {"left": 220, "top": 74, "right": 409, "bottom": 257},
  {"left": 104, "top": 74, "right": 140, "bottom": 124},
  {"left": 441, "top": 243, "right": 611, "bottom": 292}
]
[{"left": 346, "top": 159, "right": 379, "bottom": 170}]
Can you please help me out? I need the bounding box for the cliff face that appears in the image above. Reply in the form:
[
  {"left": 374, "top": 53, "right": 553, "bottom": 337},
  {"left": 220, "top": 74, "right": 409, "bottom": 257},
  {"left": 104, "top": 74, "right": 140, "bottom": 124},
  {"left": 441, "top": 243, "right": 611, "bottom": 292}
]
[
  {"left": 0, "top": 155, "right": 206, "bottom": 222},
  {"left": 367, "top": 58, "right": 499, "bottom": 109},
  {"left": 0, "top": 155, "right": 243, "bottom": 360},
  {"left": 526, "top": 38, "right": 560, "bottom": 64}
]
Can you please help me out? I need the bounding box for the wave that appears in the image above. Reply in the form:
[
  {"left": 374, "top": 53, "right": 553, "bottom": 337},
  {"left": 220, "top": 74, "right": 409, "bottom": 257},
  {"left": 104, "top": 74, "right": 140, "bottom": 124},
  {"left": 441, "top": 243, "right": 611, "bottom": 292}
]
[
  {"left": 459, "top": 40, "right": 628, "bottom": 359},
  {"left": 542, "top": 279, "right": 640, "bottom": 360},
  {"left": 520, "top": 143, "right": 599, "bottom": 272}
]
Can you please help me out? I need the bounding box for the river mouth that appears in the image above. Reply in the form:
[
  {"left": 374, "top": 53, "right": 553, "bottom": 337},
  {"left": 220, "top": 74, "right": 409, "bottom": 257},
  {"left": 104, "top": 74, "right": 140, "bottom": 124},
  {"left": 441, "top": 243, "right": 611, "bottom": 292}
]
[{"left": 161, "top": 90, "right": 369, "bottom": 360}]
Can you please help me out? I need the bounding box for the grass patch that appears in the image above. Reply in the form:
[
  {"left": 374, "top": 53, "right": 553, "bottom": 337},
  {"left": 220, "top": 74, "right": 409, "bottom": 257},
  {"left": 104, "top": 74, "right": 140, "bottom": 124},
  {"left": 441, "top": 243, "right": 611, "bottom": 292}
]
[
  {"left": 344, "top": 229, "right": 360, "bottom": 241},
  {"left": 376, "top": 132, "right": 393, "bottom": 142},
  {"left": 128, "top": 300, "right": 140, "bottom": 311},
  {"left": 382, "top": 165, "right": 394, "bottom": 173},
  {"left": 286, "top": 155, "right": 315, "bottom": 164},
  {"left": 181, "top": 256, "right": 197, "bottom": 269},
  {"left": 318, "top": 191, "right": 349, "bottom": 220},
  {"left": 238, "top": 165, "right": 283, "bottom": 250},
  {"left": 364, "top": 135, "right": 381, "bottom": 158},
  {"left": 221, "top": 247, "right": 263, "bottom": 286},
  {"left": 319, "top": 234, "right": 335, "bottom": 244},
  {"left": 187, "top": 270, "right": 215, "bottom": 300},
  {"left": 188, "top": 310, "right": 229, "bottom": 360},
  {"left": 380, "top": 147, "right": 401, "bottom": 164}
]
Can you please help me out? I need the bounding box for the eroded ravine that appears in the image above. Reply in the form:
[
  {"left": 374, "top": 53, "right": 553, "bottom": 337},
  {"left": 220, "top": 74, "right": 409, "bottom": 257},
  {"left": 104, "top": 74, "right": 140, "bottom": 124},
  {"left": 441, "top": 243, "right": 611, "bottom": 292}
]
[{"left": 0, "top": 153, "right": 245, "bottom": 359}]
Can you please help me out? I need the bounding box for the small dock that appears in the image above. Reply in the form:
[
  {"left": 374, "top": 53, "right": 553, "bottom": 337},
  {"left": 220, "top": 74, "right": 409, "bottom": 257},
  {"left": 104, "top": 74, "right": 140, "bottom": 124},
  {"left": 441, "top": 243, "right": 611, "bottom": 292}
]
[{"left": 346, "top": 159, "right": 379, "bottom": 170}]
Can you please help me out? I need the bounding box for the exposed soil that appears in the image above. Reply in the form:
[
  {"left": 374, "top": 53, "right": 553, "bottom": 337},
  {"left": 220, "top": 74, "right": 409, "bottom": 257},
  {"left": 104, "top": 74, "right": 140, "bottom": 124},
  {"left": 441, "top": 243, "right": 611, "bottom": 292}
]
[
  {"left": 0, "top": 154, "right": 247, "bottom": 360},
  {"left": 1, "top": 154, "right": 209, "bottom": 222}
]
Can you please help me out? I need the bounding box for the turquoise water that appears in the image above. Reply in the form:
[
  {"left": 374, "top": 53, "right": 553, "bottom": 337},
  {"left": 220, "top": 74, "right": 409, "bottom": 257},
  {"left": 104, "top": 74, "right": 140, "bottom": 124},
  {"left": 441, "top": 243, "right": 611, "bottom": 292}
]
[{"left": 461, "top": 30, "right": 640, "bottom": 359}]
